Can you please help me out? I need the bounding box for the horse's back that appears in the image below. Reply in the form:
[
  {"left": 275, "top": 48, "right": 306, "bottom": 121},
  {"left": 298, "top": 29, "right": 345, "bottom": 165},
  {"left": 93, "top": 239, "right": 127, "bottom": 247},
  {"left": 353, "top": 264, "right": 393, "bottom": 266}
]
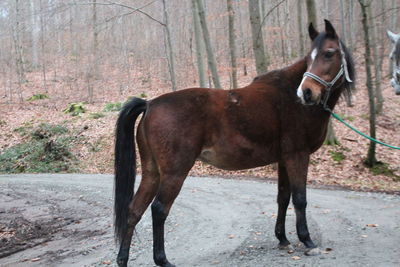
[{"left": 139, "top": 86, "right": 281, "bottom": 171}]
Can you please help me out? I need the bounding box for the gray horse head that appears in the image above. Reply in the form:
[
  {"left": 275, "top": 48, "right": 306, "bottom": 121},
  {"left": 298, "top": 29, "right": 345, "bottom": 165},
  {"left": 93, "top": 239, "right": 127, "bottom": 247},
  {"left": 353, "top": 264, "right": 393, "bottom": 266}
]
[{"left": 387, "top": 30, "right": 400, "bottom": 95}]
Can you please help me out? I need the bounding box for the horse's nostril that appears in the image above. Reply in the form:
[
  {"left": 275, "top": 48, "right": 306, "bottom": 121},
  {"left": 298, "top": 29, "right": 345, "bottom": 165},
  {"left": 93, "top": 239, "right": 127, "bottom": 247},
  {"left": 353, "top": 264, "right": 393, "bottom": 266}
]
[{"left": 304, "top": 88, "right": 312, "bottom": 101}]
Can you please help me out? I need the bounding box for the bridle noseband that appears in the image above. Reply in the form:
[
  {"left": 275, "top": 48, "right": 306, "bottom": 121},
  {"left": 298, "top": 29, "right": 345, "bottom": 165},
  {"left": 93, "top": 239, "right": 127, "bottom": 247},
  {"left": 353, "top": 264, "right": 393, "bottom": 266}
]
[
  {"left": 302, "top": 42, "right": 351, "bottom": 111},
  {"left": 303, "top": 65, "right": 344, "bottom": 111}
]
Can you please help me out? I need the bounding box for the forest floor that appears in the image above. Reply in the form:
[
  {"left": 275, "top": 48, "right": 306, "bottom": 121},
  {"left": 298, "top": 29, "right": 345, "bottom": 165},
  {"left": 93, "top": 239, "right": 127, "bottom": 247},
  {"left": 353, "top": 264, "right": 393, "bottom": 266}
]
[{"left": 0, "top": 56, "right": 399, "bottom": 193}]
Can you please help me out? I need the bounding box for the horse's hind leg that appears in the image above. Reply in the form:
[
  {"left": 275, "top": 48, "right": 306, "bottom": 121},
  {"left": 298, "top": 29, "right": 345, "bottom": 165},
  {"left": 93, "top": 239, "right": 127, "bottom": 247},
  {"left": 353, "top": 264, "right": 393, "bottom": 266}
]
[
  {"left": 117, "top": 167, "right": 160, "bottom": 266},
  {"left": 151, "top": 173, "right": 188, "bottom": 267},
  {"left": 275, "top": 162, "right": 292, "bottom": 249}
]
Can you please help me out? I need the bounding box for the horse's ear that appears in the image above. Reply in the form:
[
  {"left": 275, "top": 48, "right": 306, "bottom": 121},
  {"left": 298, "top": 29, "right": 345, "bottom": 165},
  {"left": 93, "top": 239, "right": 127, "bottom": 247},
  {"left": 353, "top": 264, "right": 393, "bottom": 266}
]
[
  {"left": 387, "top": 30, "right": 400, "bottom": 43},
  {"left": 308, "top": 23, "right": 319, "bottom": 41},
  {"left": 324, "top": 19, "right": 337, "bottom": 38}
]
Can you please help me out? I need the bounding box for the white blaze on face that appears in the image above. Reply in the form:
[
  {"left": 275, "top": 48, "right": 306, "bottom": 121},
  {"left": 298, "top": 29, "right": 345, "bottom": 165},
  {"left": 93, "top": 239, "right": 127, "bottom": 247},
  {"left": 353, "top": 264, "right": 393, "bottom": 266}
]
[
  {"left": 297, "top": 76, "right": 306, "bottom": 99},
  {"left": 297, "top": 48, "right": 318, "bottom": 102},
  {"left": 311, "top": 48, "right": 318, "bottom": 61}
]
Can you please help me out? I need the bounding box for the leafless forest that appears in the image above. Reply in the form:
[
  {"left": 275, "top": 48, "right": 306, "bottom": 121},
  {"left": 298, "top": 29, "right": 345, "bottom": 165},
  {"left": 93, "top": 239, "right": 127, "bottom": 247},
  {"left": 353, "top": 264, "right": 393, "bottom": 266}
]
[
  {"left": 0, "top": 0, "right": 398, "bottom": 101},
  {"left": 0, "top": 0, "right": 399, "bottom": 192}
]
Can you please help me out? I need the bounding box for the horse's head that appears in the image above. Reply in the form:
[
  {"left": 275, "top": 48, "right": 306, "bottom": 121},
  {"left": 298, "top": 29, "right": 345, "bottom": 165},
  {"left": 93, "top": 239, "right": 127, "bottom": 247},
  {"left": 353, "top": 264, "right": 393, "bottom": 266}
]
[
  {"left": 387, "top": 30, "right": 400, "bottom": 95},
  {"left": 297, "top": 20, "right": 354, "bottom": 107}
]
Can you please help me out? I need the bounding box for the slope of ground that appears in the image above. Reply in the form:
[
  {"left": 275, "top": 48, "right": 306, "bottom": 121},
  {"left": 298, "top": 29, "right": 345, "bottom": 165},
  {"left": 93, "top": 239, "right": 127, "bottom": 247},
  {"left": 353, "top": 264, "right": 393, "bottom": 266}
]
[{"left": 0, "top": 56, "right": 399, "bottom": 193}]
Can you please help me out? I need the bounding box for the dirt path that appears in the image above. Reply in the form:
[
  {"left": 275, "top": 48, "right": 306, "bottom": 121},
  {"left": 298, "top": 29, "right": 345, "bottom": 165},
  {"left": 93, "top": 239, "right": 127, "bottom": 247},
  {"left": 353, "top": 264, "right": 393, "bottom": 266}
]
[{"left": 0, "top": 174, "right": 399, "bottom": 267}]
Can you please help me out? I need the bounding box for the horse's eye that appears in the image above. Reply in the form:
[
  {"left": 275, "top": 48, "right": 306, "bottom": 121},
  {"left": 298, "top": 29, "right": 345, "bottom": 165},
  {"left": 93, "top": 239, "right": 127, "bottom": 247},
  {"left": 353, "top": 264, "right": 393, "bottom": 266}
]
[{"left": 324, "top": 51, "right": 335, "bottom": 59}]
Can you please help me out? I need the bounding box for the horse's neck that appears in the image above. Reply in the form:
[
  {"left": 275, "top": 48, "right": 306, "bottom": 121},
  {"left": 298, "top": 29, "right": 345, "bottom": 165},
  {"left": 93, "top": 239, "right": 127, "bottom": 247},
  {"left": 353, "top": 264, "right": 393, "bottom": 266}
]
[{"left": 282, "top": 57, "right": 308, "bottom": 89}]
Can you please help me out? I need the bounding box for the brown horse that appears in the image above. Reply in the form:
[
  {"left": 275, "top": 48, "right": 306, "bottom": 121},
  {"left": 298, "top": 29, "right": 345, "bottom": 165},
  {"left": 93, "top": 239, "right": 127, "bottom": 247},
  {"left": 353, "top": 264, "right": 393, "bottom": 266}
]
[{"left": 114, "top": 20, "right": 355, "bottom": 267}]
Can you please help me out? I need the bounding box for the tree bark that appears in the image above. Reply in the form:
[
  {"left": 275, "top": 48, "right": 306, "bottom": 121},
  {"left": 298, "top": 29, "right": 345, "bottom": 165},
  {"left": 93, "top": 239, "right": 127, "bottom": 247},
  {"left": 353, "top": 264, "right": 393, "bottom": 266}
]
[
  {"left": 339, "top": 0, "right": 347, "bottom": 43},
  {"left": 324, "top": 120, "right": 339, "bottom": 146},
  {"left": 297, "top": 0, "right": 305, "bottom": 57},
  {"left": 14, "top": 0, "right": 26, "bottom": 86},
  {"left": 358, "top": 0, "right": 377, "bottom": 166},
  {"left": 195, "top": 0, "right": 221, "bottom": 88},
  {"left": 237, "top": 5, "right": 247, "bottom": 76},
  {"left": 162, "top": 0, "right": 177, "bottom": 91},
  {"left": 227, "top": 0, "right": 238, "bottom": 89},
  {"left": 368, "top": 3, "right": 383, "bottom": 114},
  {"left": 92, "top": 0, "right": 100, "bottom": 79},
  {"left": 248, "top": 0, "right": 268, "bottom": 75},
  {"left": 191, "top": 0, "right": 206, "bottom": 88},
  {"left": 306, "top": 0, "right": 317, "bottom": 27},
  {"left": 389, "top": 0, "right": 397, "bottom": 75},
  {"left": 347, "top": 0, "right": 354, "bottom": 52},
  {"left": 30, "top": 0, "right": 39, "bottom": 68},
  {"left": 391, "top": 0, "right": 397, "bottom": 30},
  {"left": 39, "top": 0, "right": 47, "bottom": 93}
]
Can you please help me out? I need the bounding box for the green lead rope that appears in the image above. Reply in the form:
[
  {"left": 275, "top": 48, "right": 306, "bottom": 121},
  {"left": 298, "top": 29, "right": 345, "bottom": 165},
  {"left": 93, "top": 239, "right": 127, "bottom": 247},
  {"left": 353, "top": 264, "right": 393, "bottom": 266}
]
[{"left": 330, "top": 111, "right": 400, "bottom": 150}]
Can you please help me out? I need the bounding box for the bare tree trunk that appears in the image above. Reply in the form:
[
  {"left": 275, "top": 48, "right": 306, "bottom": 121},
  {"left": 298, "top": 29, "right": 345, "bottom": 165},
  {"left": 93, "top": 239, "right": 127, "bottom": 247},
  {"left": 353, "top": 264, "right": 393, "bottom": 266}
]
[
  {"left": 347, "top": 0, "right": 354, "bottom": 52},
  {"left": 14, "top": 0, "right": 26, "bottom": 87},
  {"left": 324, "top": 0, "right": 330, "bottom": 20},
  {"left": 284, "top": 1, "right": 292, "bottom": 60},
  {"left": 227, "top": 0, "right": 238, "bottom": 89},
  {"left": 389, "top": 0, "right": 397, "bottom": 75},
  {"left": 30, "top": 0, "right": 39, "bottom": 68},
  {"left": 195, "top": 0, "right": 221, "bottom": 88},
  {"left": 391, "top": 0, "right": 397, "bottom": 30},
  {"left": 39, "top": 0, "right": 47, "bottom": 93},
  {"left": 191, "top": 0, "right": 206, "bottom": 88},
  {"left": 324, "top": 120, "right": 340, "bottom": 145},
  {"left": 340, "top": 0, "right": 353, "bottom": 107},
  {"left": 92, "top": 0, "right": 100, "bottom": 79},
  {"left": 248, "top": 0, "right": 268, "bottom": 75},
  {"left": 306, "top": 0, "right": 318, "bottom": 26},
  {"left": 378, "top": 0, "right": 386, "bottom": 74},
  {"left": 237, "top": 5, "right": 247, "bottom": 76},
  {"left": 277, "top": 5, "right": 286, "bottom": 63},
  {"left": 162, "top": 0, "right": 177, "bottom": 91},
  {"left": 368, "top": 4, "right": 384, "bottom": 114},
  {"left": 359, "top": 0, "right": 377, "bottom": 166},
  {"left": 297, "top": 0, "right": 305, "bottom": 57},
  {"left": 339, "top": 0, "right": 347, "bottom": 43}
]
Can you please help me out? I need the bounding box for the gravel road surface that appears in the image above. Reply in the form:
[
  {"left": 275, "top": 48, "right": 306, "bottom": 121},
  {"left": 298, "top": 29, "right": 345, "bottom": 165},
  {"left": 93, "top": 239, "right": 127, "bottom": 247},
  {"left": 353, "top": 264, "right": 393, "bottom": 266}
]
[{"left": 0, "top": 174, "right": 399, "bottom": 267}]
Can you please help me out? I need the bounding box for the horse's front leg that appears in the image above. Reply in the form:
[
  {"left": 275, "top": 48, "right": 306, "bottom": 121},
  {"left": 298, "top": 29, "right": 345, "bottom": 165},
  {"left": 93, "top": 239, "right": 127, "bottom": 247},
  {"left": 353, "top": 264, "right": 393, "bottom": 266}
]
[{"left": 283, "top": 152, "right": 320, "bottom": 256}]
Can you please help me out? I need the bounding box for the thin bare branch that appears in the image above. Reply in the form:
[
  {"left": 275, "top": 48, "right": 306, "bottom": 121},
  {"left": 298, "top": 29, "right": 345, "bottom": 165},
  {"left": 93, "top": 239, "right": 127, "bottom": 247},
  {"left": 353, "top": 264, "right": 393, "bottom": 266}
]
[{"left": 71, "top": 0, "right": 165, "bottom": 26}]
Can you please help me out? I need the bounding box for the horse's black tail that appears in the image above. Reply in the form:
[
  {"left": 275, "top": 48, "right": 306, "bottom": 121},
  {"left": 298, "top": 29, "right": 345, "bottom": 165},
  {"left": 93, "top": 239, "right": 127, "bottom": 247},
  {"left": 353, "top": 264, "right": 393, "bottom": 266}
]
[{"left": 114, "top": 97, "right": 147, "bottom": 244}]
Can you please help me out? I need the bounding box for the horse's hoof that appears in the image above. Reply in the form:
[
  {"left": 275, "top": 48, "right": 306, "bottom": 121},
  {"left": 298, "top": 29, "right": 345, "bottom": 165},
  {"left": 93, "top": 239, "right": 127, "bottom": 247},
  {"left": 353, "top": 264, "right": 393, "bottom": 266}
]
[
  {"left": 305, "top": 247, "right": 321, "bottom": 256},
  {"left": 279, "top": 244, "right": 294, "bottom": 251},
  {"left": 116, "top": 259, "right": 127, "bottom": 267},
  {"left": 155, "top": 258, "right": 175, "bottom": 267}
]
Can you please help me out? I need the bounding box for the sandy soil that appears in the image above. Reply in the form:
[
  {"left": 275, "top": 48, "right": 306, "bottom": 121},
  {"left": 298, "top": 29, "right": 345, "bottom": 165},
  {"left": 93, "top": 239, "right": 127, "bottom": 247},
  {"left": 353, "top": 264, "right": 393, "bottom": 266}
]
[{"left": 1, "top": 174, "right": 399, "bottom": 267}]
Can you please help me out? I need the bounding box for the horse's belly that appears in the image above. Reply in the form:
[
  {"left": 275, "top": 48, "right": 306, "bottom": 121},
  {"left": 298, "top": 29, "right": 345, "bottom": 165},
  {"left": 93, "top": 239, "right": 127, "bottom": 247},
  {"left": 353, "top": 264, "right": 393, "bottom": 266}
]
[{"left": 197, "top": 146, "right": 277, "bottom": 171}]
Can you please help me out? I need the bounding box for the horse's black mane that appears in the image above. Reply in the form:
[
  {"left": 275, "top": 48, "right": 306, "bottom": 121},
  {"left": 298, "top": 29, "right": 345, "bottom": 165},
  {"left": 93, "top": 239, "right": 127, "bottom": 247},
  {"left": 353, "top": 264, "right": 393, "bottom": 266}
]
[{"left": 312, "top": 32, "right": 356, "bottom": 96}]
